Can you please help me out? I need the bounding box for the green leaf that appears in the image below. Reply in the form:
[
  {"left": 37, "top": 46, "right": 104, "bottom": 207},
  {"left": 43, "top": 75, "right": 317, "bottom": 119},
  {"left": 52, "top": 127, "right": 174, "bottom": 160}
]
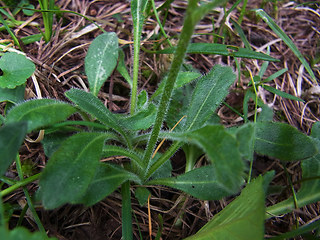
[
  {"left": 232, "top": 47, "right": 279, "bottom": 61},
  {"left": 65, "top": 88, "right": 124, "bottom": 134},
  {"left": 230, "top": 123, "right": 255, "bottom": 161},
  {"left": 151, "top": 71, "right": 201, "bottom": 101},
  {"left": 255, "top": 122, "right": 317, "bottom": 161},
  {"left": 157, "top": 43, "right": 279, "bottom": 61},
  {"left": 184, "top": 176, "right": 265, "bottom": 240},
  {"left": 78, "top": 163, "right": 141, "bottom": 206},
  {"left": 0, "top": 52, "right": 35, "bottom": 88},
  {"left": 116, "top": 48, "right": 132, "bottom": 88},
  {"left": 148, "top": 166, "right": 233, "bottom": 200},
  {"left": 262, "top": 84, "right": 304, "bottom": 102},
  {"left": 119, "top": 103, "right": 157, "bottom": 131},
  {"left": 163, "top": 125, "right": 245, "bottom": 195},
  {"left": 0, "top": 84, "right": 25, "bottom": 103},
  {"left": 266, "top": 122, "right": 320, "bottom": 218},
  {"left": 0, "top": 122, "right": 27, "bottom": 176},
  {"left": 39, "top": 132, "right": 107, "bottom": 209},
  {"left": 254, "top": 9, "right": 316, "bottom": 82},
  {"left": 5, "top": 99, "right": 76, "bottom": 133},
  {"left": 184, "top": 65, "right": 236, "bottom": 131},
  {"left": 135, "top": 186, "right": 151, "bottom": 206},
  {"left": 0, "top": 227, "right": 56, "bottom": 240},
  {"left": 137, "top": 90, "right": 148, "bottom": 110},
  {"left": 85, "top": 32, "right": 119, "bottom": 96},
  {"left": 102, "top": 145, "right": 143, "bottom": 169},
  {"left": 131, "top": 0, "right": 149, "bottom": 44}
]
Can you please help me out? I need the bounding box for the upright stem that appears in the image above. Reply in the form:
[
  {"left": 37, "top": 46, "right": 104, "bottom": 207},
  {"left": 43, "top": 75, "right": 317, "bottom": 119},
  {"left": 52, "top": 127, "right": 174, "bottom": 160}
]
[
  {"left": 142, "top": 0, "right": 199, "bottom": 179},
  {"left": 121, "top": 181, "right": 133, "bottom": 240},
  {"left": 15, "top": 155, "right": 46, "bottom": 234}
]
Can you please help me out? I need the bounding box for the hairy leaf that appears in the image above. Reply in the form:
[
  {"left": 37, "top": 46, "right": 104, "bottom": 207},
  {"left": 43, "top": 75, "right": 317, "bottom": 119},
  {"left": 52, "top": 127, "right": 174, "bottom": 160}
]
[
  {"left": 5, "top": 99, "right": 76, "bottom": 133},
  {"left": 85, "top": 32, "right": 119, "bottom": 96},
  {"left": 148, "top": 166, "right": 234, "bottom": 200},
  {"left": 79, "top": 163, "right": 141, "bottom": 206},
  {"left": 266, "top": 122, "right": 320, "bottom": 217},
  {"left": 0, "top": 122, "right": 27, "bottom": 176},
  {"left": 255, "top": 122, "right": 317, "bottom": 161},
  {"left": 185, "top": 176, "right": 265, "bottom": 240},
  {"left": 65, "top": 88, "right": 124, "bottom": 134},
  {"left": 119, "top": 103, "right": 157, "bottom": 131},
  {"left": 164, "top": 125, "right": 245, "bottom": 195},
  {"left": 0, "top": 52, "right": 35, "bottom": 88},
  {"left": 39, "top": 132, "right": 108, "bottom": 209},
  {"left": 151, "top": 71, "right": 201, "bottom": 101},
  {"left": 184, "top": 65, "right": 236, "bottom": 131}
]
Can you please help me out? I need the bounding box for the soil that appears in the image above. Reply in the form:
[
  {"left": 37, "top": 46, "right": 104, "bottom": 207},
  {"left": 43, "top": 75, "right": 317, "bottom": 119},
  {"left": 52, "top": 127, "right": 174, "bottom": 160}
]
[{"left": 0, "top": 0, "right": 319, "bottom": 239}]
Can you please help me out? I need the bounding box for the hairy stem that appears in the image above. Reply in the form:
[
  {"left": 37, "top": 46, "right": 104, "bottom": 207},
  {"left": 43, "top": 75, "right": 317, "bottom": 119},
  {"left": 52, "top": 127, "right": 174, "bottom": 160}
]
[
  {"left": 121, "top": 181, "right": 133, "bottom": 240},
  {"left": 142, "top": 0, "right": 200, "bottom": 179}
]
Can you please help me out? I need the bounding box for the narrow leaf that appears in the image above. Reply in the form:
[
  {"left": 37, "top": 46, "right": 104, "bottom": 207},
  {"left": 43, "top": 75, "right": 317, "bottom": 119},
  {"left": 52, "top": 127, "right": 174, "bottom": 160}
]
[
  {"left": 262, "top": 84, "right": 304, "bottom": 102},
  {"left": 39, "top": 132, "right": 107, "bottom": 209},
  {"left": 5, "top": 99, "right": 76, "bottom": 133},
  {"left": 157, "top": 43, "right": 278, "bottom": 61},
  {"left": 116, "top": 48, "right": 132, "bottom": 88},
  {"left": 255, "top": 122, "right": 317, "bottom": 161},
  {"left": 184, "top": 176, "right": 265, "bottom": 240},
  {"left": 79, "top": 163, "right": 141, "bottom": 206},
  {"left": 254, "top": 9, "right": 316, "bottom": 82},
  {"left": 0, "top": 122, "right": 27, "bottom": 176},
  {"left": 85, "top": 32, "right": 119, "bottom": 96},
  {"left": 184, "top": 65, "right": 236, "bottom": 131}
]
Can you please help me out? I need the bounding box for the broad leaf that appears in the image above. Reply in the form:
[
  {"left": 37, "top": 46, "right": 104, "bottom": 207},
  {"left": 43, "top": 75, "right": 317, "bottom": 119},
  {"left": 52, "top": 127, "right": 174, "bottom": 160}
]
[
  {"left": 39, "top": 132, "right": 107, "bottom": 209},
  {"left": 184, "top": 65, "right": 236, "bottom": 131},
  {"left": 148, "top": 166, "right": 234, "bottom": 200},
  {"left": 164, "top": 125, "right": 245, "bottom": 194},
  {"left": 229, "top": 123, "right": 255, "bottom": 161},
  {"left": 185, "top": 176, "right": 265, "bottom": 240},
  {"left": 266, "top": 122, "right": 320, "bottom": 217},
  {"left": 85, "top": 32, "right": 119, "bottom": 96},
  {"left": 0, "top": 85, "right": 25, "bottom": 103},
  {"left": 0, "top": 227, "right": 56, "bottom": 240},
  {"left": 0, "top": 122, "right": 27, "bottom": 176},
  {"left": 151, "top": 71, "right": 201, "bottom": 101},
  {"left": 5, "top": 99, "right": 76, "bottom": 133},
  {"left": 157, "top": 43, "right": 279, "bottom": 62},
  {"left": 119, "top": 103, "right": 157, "bottom": 131},
  {"left": 65, "top": 88, "right": 124, "bottom": 134},
  {"left": 255, "top": 122, "right": 317, "bottom": 161},
  {"left": 79, "top": 163, "right": 141, "bottom": 206},
  {"left": 0, "top": 52, "right": 35, "bottom": 88}
]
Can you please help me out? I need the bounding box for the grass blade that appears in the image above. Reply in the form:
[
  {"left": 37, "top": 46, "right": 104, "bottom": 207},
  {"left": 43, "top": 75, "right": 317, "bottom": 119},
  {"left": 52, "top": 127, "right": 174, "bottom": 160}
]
[{"left": 254, "top": 9, "right": 316, "bottom": 82}]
